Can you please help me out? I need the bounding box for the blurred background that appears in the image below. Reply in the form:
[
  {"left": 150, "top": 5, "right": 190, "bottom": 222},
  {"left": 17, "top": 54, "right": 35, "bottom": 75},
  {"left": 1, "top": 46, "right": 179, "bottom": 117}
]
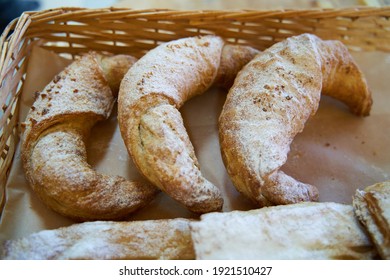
[
  {"left": 0, "top": 0, "right": 115, "bottom": 33},
  {"left": 1, "top": 0, "right": 389, "bottom": 33}
]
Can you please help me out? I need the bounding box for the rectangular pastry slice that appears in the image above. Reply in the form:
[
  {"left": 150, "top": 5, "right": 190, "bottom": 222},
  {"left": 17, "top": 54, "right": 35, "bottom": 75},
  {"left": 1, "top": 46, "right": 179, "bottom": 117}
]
[
  {"left": 190, "top": 202, "right": 377, "bottom": 259},
  {"left": 1, "top": 218, "right": 194, "bottom": 260}
]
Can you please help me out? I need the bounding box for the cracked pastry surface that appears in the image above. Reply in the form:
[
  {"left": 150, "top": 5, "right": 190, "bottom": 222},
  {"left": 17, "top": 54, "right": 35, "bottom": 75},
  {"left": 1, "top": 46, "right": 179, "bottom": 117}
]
[
  {"left": 219, "top": 33, "right": 372, "bottom": 207},
  {"left": 118, "top": 35, "right": 259, "bottom": 213},
  {"left": 353, "top": 181, "right": 390, "bottom": 259},
  {"left": 190, "top": 202, "right": 377, "bottom": 260},
  {"left": 21, "top": 52, "right": 159, "bottom": 221},
  {"left": 1, "top": 218, "right": 194, "bottom": 260}
]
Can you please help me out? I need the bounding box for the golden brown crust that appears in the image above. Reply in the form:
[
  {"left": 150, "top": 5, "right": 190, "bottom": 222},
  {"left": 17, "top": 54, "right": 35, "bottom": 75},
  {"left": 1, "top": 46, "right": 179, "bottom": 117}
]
[
  {"left": 21, "top": 52, "right": 159, "bottom": 221},
  {"left": 353, "top": 181, "right": 390, "bottom": 259},
  {"left": 219, "top": 33, "right": 372, "bottom": 207},
  {"left": 1, "top": 219, "right": 194, "bottom": 260},
  {"left": 118, "top": 35, "right": 259, "bottom": 213}
]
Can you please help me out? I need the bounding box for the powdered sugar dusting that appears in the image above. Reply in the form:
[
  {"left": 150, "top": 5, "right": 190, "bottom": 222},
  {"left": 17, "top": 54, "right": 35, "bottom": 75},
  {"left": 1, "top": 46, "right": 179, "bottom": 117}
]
[
  {"left": 21, "top": 52, "right": 158, "bottom": 221},
  {"left": 1, "top": 219, "right": 194, "bottom": 260},
  {"left": 118, "top": 35, "right": 258, "bottom": 213},
  {"left": 219, "top": 34, "right": 372, "bottom": 206}
]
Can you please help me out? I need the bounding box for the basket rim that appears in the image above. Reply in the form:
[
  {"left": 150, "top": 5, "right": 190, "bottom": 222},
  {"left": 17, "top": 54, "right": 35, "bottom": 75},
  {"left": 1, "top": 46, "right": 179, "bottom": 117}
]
[
  {"left": 10, "top": 6, "right": 390, "bottom": 24},
  {"left": 25, "top": 6, "right": 390, "bottom": 18},
  {"left": 1, "top": 5, "right": 389, "bottom": 88},
  {"left": 1, "top": 6, "right": 389, "bottom": 49}
]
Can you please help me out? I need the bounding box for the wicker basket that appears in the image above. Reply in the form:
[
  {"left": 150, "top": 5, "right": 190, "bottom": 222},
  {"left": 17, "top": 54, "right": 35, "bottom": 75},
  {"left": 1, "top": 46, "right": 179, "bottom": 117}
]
[{"left": 0, "top": 6, "right": 390, "bottom": 213}]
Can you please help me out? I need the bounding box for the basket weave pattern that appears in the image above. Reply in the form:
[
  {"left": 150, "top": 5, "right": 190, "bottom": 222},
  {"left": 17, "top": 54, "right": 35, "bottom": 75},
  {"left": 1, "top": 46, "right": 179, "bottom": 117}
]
[{"left": 0, "top": 6, "right": 390, "bottom": 211}]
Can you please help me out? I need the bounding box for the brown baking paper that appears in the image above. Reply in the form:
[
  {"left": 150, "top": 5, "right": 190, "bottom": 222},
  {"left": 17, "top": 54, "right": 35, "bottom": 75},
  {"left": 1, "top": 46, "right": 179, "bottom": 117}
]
[{"left": 0, "top": 44, "right": 389, "bottom": 243}]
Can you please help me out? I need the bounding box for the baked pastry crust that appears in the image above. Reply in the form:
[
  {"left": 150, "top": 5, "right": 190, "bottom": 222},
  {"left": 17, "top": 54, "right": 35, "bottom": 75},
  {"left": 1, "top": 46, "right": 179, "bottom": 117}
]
[
  {"left": 118, "top": 35, "right": 258, "bottom": 213},
  {"left": 1, "top": 202, "right": 379, "bottom": 260},
  {"left": 353, "top": 181, "right": 390, "bottom": 259},
  {"left": 1, "top": 218, "right": 194, "bottom": 260},
  {"left": 219, "top": 33, "right": 372, "bottom": 207},
  {"left": 21, "top": 52, "right": 159, "bottom": 221},
  {"left": 190, "top": 202, "right": 377, "bottom": 260}
]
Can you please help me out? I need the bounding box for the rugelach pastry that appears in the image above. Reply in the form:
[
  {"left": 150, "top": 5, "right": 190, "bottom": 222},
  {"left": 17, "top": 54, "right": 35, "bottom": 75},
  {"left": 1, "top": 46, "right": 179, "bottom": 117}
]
[
  {"left": 219, "top": 33, "right": 372, "bottom": 207},
  {"left": 21, "top": 52, "right": 159, "bottom": 221},
  {"left": 118, "top": 35, "right": 259, "bottom": 213}
]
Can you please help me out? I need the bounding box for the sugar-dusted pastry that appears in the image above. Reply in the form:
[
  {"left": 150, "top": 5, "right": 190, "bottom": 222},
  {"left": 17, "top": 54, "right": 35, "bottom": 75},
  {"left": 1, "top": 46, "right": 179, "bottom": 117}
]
[
  {"left": 353, "top": 181, "right": 390, "bottom": 259},
  {"left": 190, "top": 202, "right": 377, "bottom": 259},
  {"left": 1, "top": 218, "right": 194, "bottom": 260},
  {"left": 118, "top": 35, "right": 259, "bottom": 213},
  {"left": 1, "top": 202, "right": 378, "bottom": 260},
  {"left": 21, "top": 52, "right": 159, "bottom": 221},
  {"left": 219, "top": 33, "right": 372, "bottom": 207}
]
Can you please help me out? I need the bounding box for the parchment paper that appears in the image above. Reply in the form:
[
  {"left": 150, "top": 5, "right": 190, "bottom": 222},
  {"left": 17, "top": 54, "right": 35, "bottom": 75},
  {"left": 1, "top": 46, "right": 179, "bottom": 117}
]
[{"left": 0, "top": 44, "right": 389, "bottom": 243}]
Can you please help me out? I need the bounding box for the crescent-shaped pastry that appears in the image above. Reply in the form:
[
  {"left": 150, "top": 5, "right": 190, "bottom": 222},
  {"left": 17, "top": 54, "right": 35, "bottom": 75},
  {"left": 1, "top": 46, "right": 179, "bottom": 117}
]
[
  {"left": 21, "top": 52, "right": 159, "bottom": 221},
  {"left": 118, "top": 35, "right": 259, "bottom": 213},
  {"left": 219, "top": 33, "right": 373, "bottom": 207}
]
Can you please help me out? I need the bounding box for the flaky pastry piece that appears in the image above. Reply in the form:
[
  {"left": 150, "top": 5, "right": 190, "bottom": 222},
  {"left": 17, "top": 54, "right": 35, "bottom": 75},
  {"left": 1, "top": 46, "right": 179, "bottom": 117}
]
[
  {"left": 190, "top": 202, "right": 377, "bottom": 260},
  {"left": 0, "top": 202, "right": 378, "bottom": 260},
  {"left": 0, "top": 218, "right": 194, "bottom": 260},
  {"left": 353, "top": 181, "right": 390, "bottom": 259},
  {"left": 219, "top": 33, "right": 372, "bottom": 207},
  {"left": 118, "top": 35, "right": 259, "bottom": 213},
  {"left": 21, "top": 52, "right": 159, "bottom": 221}
]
